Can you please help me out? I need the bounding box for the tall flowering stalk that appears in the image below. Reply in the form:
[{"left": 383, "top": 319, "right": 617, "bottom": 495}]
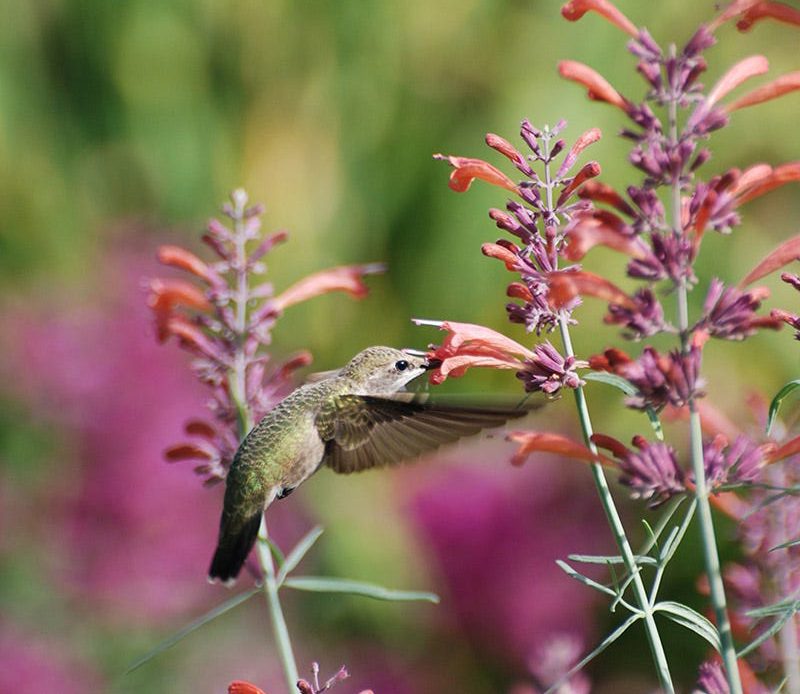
[
  {"left": 422, "top": 0, "right": 800, "bottom": 690},
  {"left": 148, "top": 189, "right": 383, "bottom": 690}
]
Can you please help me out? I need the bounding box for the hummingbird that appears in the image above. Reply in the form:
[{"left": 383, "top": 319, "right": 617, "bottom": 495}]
[{"left": 209, "top": 345, "right": 533, "bottom": 583}]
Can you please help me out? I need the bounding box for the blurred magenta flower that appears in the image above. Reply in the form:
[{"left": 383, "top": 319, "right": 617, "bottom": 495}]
[
  {"left": 0, "top": 242, "right": 306, "bottom": 623},
  {"left": 407, "top": 442, "right": 608, "bottom": 668},
  {"left": 0, "top": 623, "right": 101, "bottom": 694}
]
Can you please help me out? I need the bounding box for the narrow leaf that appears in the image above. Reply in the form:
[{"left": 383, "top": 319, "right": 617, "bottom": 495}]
[
  {"left": 283, "top": 576, "right": 439, "bottom": 603},
  {"left": 746, "top": 597, "right": 800, "bottom": 619},
  {"left": 738, "top": 610, "right": 794, "bottom": 658},
  {"left": 556, "top": 560, "right": 620, "bottom": 600},
  {"left": 767, "top": 380, "right": 800, "bottom": 435},
  {"left": 125, "top": 587, "right": 261, "bottom": 674},
  {"left": 277, "top": 526, "right": 324, "bottom": 585},
  {"left": 653, "top": 601, "right": 721, "bottom": 652},
  {"left": 544, "top": 614, "right": 642, "bottom": 694},
  {"left": 584, "top": 371, "right": 637, "bottom": 395},
  {"left": 568, "top": 553, "right": 657, "bottom": 567},
  {"left": 770, "top": 537, "right": 800, "bottom": 552}
]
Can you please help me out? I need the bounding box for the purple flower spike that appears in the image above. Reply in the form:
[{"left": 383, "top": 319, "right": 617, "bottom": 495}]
[{"left": 518, "top": 341, "right": 584, "bottom": 395}]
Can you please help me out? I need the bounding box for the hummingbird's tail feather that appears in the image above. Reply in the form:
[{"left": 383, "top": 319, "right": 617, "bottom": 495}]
[{"left": 208, "top": 512, "right": 262, "bottom": 583}]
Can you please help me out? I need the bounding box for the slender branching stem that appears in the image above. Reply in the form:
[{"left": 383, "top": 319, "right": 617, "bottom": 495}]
[
  {"left": 541, "top": 134, "right": 674, "bottom": 693},
  {"left": 667, "top": 98, "right": 742, "bottom": 694},
  {"left": 559, "top": 319, "right": 675, "bottom": 694},
  {"left": 229, "top": 191, "right": 300, "bottom": 692}
]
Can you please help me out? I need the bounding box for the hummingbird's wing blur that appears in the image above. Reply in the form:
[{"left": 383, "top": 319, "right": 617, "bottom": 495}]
[{"left": 318, "top": 394, "right": 535, "bottom": 474}]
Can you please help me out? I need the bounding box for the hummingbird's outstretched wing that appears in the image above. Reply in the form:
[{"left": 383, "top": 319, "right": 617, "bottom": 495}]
[{"left": 317, "top": 394, "right": 535, "bottom": 474}]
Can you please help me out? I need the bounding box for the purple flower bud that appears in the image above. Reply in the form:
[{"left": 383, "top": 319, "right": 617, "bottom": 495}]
[
  {"left": 605, "top": 287, "right": 670, "bottom": 339},
  {"left": 694, "top": 660, "right": 729, "bottom": 694},
  {"left": 700, "top": 279, "right": 774, "bottom": 340},
  {"left": 616, "top": 436, "right": 686, "bottom": 507},
  {"left": 703, "top": 434, "right": 765, "bottom": 489},
  {"left": 613, "top": 345, "right": 703, "bottom": 410},
  {"left": 517, "top": 341, "right": 583, "bottom": 394}
]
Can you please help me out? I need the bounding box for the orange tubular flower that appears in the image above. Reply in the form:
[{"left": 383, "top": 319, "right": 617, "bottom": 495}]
[
  {"left": 433, "top": 154, "right": 519, "bottom": 193},
  {"left": 147, "top": 278, "right": 212, "bottom": 342},
  {"left": 272, "top": 263, "right": 386, "bottom": 313},
  {"left": 228, "top": 682, "right": 267, "bottom": 694},
  {"left": 560, "top": 0, "right": 639, "bottom": 38},
  {"left": 414, "top": 319, "right": 534, "bottom": 384},
  {"left": 157, "top": 244, "right": 222, "bottom": 286},
  {"left": 546, "top": 270, "right": 636, "bottom": 309},
  {"left": 507, "top": 430, "right": 610, "bottom": 467},
  {"left": 558, "top": 60, "right": 630, "bottom": 111},
  {"left": 740, "top": 233, "right": 800, "bottom": 286}
]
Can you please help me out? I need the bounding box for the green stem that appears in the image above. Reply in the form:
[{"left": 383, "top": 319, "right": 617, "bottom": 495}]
[
  {"left": 559, "top": 320, "right": 675, "bottom": 694},
  {"left": 258, "top": 517, "right": 300, "bottom": 691},
  {"left": 229, "top": 189, "right": 300, "bottom": 693},
  {"left": 539, "top": 128, "right": 673, "bottom": 691},
  {"left": 667, "top": 97, "right": 742, "bottom": 691}
]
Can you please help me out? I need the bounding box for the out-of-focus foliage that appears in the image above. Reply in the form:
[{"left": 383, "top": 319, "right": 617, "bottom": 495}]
[{"left": 1, "top": 1, "right": 799, "bottom": 692}]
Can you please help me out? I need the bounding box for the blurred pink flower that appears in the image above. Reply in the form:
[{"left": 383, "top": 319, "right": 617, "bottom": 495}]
[
  {"left": 0, "top": 242, "right": 306, "bottom": 624},
  {"left": 0, "top": 623, "right": 101, "bottom": 694},
  {"left": 406, "top": 441, "right": 608, "bottom": 668}
]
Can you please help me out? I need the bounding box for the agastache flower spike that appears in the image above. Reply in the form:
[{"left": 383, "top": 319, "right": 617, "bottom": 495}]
[{"left": 149, "top": 189, "right": 382, "bottom": 484}]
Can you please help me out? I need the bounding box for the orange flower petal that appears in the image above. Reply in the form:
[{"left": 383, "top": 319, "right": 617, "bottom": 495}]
[
  {"left": 164, "top": 443, "right": 213, "bottom": 462},
  {"left": 561, "top": 0, "right": 639, "bottom": 37},
  {"left": 563, "top": 211, "right": 645, "bottom": 261},
  {"left": 273, "top": 264, "right": 384, "bottom": 312},
  {"left": 547, "top": 270, "right": 635, "bottom": 309},
  {"left": 435, "top": 354, "right": 523, "bottom": 382},
  {"left": 485, "top": 133, "right": 526, "bottom": 166},
  {"left": 433, "top": 155, "right": 519, "bottom": 193},
  {"left": 726, "top": 71, "right": 800, "bottom": 111},
  {"left": 228, "top": 682, "right": 267, "bottom": 694},
  {"left": 558, "top": 61, "right": 629, "bottom": 111},
  {"left": 430, "top": 320, "right": 535, "bottom": 359},
  {"left": 557, "top": 161, "right": 602, "bottom": 206},
  {"left": 557, "top": 128, "right": 603, "bottom": 178},
  {"left": 737, "top": 1, "right": 800, "bottom": 31},
  {"left": 507, "top": 430, "right": 608, "bottom": 466},
  {"left": 706, "top": 55, "right": 770, "bottom": 107},
  {"left": 577, "top": 181, "right": 636, "bottom": 217},
  {"left": 148, "top": 279, "right": 212, "bottom": 342},
  {"left": 740, "top": 234, "right": 800, "bottom": 285},
  {"left": 481, "top": 242, "right": 519, "bottom": 270},
  {"left": 507, "top": 282, "right": 534, "bottom": 302},
  {"left": 157, "top": 245, "right": 219, "bottom": 285},
  {"left": 766, "top": 434, "right": 800, "bottom": 463},
  {"left": 734, "top": 161, "right": 800, "bottom": 206}
]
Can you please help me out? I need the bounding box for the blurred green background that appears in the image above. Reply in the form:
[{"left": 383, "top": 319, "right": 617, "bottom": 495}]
[{"left": 2, "top": 0, "right": 800, "bottom": 692}]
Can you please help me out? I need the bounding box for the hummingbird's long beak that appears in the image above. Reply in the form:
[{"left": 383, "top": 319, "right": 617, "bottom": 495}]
[{"left": 422, "top": 357, "right": 443, "bottom": 371}]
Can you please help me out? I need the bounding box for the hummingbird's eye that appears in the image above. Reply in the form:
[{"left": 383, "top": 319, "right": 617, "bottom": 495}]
[{"left": 395, "top": 360, "right": 410, "bottom": 372}]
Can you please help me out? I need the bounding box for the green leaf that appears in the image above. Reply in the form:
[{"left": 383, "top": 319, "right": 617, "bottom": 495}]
[
  {"left": 770, "top": 537, "right": 800, "bottom": 552},
  {"left": 583, "top": 373, "right": 663, "bottom": 437},
  {"left": 125, "top": 587, "right": 261, "bottom": 674},
  {"left": 544, "top": 614, "right": 642, "bottom": 694},
  {"left": 283, "top": 576, "right": 439, "bottom": 603},
  {"left": 746, "top": 597, "right": 800, "bottom": 619},
  {"left": 277, "top": 526, "right": 324, "bottom": 585},
  {"left": 567, "top": 553, "right": 657, "bottom": 567},
  {"left": 584, "top": 371, "right": 637, "bottom": 396},
  {"left": 738, "top": 609, "right": 795, "bottom": 658},
  {"left": 556, "top": 560, "right": 629, "bottom": 604},
  {"left": 653, "top": 601, "right": 721, "bottom": 652},
  {"left": 767, "top": 379, "right": 800, "bottom": 435}
]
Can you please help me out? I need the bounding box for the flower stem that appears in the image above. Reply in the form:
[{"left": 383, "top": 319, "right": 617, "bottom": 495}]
[
  {"left": 258, "top": 517, "right": 300, "bottom": 691},
  {"left": 559, "top": 319, "right": 675, "bottom": 694},
  {"left": 540, "top": 129, "right": 673, "bottom": 692},
  {"left": 229, "top": 189, "right": 300, "bottom": 693},
  {"left": 667, "top": 97, "right": 742, "bottom": 693}
]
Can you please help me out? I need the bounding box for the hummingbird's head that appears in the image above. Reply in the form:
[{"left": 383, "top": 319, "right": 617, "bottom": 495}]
[{"left": 340, "top": 346, "right": 430, "bottom": 394}]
